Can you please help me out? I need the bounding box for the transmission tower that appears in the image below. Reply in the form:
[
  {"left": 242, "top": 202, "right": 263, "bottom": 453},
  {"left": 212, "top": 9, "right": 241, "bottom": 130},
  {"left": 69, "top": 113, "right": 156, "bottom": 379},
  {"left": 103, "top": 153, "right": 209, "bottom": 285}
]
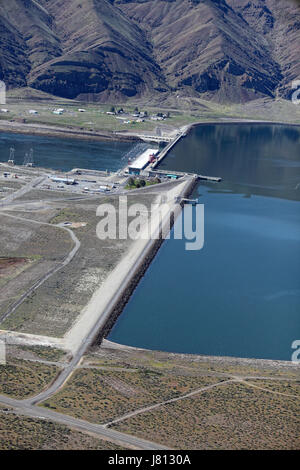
[
  {"left": 23, "top": 148, "right": 34, "bottom": 167},
  {"left": 8, "top": 147, "right": 15, "bottom": 165}
]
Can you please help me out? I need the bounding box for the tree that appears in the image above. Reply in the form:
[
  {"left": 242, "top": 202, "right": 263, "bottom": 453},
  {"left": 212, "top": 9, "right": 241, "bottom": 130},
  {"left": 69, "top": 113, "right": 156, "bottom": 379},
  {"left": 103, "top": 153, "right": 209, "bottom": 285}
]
[
  {"left": 128, "top": 177, "right": 135, "bottom": 186},
  {"left": 139, "top": 179, "right": 146, "bottom": 187},
  {"left": 110, "top": 106, "right": 115, "bottom": 113},
  {"left": 134, "top": 107, "right": 139, "bottom": 113}
]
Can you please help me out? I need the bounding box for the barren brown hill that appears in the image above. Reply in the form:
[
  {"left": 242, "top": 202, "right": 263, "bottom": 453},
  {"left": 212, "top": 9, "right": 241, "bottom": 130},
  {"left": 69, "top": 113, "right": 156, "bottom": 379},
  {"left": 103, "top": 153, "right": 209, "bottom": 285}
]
[
  {"left": 0, "top": 0, "right": 299, "bottom": 103},
  {"left": 0, "top": 0, "right": 167, "bottom": 100}
]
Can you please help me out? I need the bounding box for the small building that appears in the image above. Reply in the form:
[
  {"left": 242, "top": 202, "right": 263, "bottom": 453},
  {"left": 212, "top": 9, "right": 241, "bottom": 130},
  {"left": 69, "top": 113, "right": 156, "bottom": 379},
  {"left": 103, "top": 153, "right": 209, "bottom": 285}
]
[
  {"left": 167, "top": 174, "right": 178, "bottom": 180},
  {"left": 97, "top": 185, "right": 110, "bottom": 192},
  {"left": 53, "top": 108, "right": 65, "bottom": 115},
  {"left": 50, "top": 176, "right": 75, "bottom": 185}
]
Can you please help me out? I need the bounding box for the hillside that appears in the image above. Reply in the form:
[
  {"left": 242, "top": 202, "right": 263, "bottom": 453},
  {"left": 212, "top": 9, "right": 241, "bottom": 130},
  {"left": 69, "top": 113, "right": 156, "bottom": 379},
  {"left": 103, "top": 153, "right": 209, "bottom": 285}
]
[{"left": 0, "top": 0, "right": 299, "bottom": 104}]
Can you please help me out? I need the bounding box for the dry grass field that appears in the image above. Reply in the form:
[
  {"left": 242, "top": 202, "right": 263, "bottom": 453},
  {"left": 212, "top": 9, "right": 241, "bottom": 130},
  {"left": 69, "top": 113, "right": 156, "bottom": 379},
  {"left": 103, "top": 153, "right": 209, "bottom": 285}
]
[
  {"left": 0, "top": 356, "right": 60, "bottom": 399},
  {"left": 37, "top": 345, "right": 300, "bottom": 450},
  {"left": 113, "top": 381, "right": 299, "bottom": 449},
  {"left": 0, "top": 191, "right": 160, "bottom": 337},
  {"left": 0, "top": 407, "right": 125, "bottom": 450},
  {"left": 41, "top": 368, "right": 219, "bottom": 424}
]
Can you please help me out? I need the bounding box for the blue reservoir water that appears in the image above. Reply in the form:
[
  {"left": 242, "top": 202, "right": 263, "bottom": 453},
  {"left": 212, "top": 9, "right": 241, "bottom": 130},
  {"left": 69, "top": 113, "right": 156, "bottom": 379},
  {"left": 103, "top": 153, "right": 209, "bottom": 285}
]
[
  {"left": 109, "top": 124, "right": 300, "bottom": 360},
  {"left": 0, "top": 132, "right": 146, "bottom": 172}
]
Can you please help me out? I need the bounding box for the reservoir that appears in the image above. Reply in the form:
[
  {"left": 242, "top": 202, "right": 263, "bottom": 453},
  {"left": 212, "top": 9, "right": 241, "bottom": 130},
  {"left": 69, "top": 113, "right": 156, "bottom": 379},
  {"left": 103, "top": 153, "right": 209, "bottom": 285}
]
[
  {"left": 109, "top": 124, "right": 300, "bottom": 361},
  {"left": 0, "top": 132, "right": 147, "bottom": 172}
]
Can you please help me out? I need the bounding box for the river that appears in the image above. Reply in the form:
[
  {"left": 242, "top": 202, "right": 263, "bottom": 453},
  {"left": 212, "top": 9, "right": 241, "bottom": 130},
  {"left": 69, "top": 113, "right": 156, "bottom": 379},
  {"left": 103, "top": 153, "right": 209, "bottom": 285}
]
[{"left": 0, "top": 132, "right": 150, "bottom": 172}]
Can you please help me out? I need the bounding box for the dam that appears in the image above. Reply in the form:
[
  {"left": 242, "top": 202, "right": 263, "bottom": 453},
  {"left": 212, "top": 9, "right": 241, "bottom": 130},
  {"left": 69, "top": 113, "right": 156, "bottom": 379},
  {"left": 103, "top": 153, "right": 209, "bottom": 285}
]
[
  {"left": 125, "top": 131, "right": 222, "bottom": 182},
  {"left": 108, "top": 123, "right": 300, "bottom": 361}
]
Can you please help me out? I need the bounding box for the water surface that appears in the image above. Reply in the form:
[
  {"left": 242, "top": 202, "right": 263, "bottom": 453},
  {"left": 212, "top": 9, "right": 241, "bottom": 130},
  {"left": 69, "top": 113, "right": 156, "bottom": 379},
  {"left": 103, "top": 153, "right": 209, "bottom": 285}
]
[
  {"left": 109, "top": 124, "right": 300, "bottom": 360},
  {"left": 0, "top": 132, "right": 148, "bottom": 172}
]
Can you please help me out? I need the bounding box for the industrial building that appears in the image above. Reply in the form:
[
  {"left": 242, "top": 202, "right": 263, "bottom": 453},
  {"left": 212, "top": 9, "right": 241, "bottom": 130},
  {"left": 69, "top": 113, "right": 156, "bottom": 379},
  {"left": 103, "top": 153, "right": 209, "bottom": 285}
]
[
  {"left": 128, "top": 148, "right": 158, "bottom": 175},
  {"left": 50, "top": 176, "right": 76, "bottom": 185}
]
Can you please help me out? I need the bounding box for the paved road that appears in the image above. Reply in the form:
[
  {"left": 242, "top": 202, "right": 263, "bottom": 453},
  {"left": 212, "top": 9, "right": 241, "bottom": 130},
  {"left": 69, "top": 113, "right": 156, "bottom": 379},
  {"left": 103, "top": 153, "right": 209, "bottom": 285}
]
[
  {"left": 0, "top": 176, "right": 46, "bottom": 207},
  {"left": 0, "top": 178, "right": 192, "bottom": 449},
  {"left": 25, "top": 227, "right": 164, "bottom": 405},
  {"left": 25, "top": 179, "right": 194, "bottom": 405},
  {"left": 1, "top": 178, "right": 194, "bottom": 407},
  {"left": 0, "top": 394, "right": 167, "bottom": 450}
]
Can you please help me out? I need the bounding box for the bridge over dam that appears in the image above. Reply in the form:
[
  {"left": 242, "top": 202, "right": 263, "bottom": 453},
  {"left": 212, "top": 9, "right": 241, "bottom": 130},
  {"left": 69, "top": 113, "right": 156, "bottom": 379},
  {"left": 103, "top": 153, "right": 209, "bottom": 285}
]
[
  {"left": 148, "top": 168, "right": 222, "bottom": 182},
  {"left": 124, "top": 128, "right": 222, "bottom": 182},
  {"left": 116, "top": 132, "right": 174, "bottom": 144},
  {"left": 68, "top": 129, "right": 221, "bottom": 184},
  {"left": 150, "top": 130, "right": 187, "bottom": 169},
  {"left": 136, "top": 129, "right": 222, "bottom": 182}
]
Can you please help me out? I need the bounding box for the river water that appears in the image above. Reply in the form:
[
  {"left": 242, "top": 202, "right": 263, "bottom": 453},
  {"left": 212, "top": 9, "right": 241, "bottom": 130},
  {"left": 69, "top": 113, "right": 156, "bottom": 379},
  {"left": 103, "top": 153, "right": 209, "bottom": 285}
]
[
  {"left": 109, "top": 124, "right": 300, "bottom": 361},
  {"left": 0, "top": 132, "right": 150, "bottom": 172}
]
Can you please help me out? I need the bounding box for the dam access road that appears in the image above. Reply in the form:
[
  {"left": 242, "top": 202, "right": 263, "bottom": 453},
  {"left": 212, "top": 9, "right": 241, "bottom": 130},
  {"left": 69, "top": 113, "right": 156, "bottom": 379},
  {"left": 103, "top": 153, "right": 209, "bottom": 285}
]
[
  {"left": 0, "top": 174, "right": 197, "bottom": 450},
  {"left": 0, "top": 393, "right": 168, "bottom": 450},
  {"left": 1, "top": 122, "right": 299, "bottom": 450},
  {"left": 0, "top": 176, "right": 196, "bottom": 413}
]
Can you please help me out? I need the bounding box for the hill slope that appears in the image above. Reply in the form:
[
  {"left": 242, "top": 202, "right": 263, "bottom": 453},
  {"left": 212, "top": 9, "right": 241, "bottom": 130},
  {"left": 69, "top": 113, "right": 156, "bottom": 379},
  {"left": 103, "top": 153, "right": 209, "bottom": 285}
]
[{"left": 0, "top": 0, "right": 299, "bottom": 103}]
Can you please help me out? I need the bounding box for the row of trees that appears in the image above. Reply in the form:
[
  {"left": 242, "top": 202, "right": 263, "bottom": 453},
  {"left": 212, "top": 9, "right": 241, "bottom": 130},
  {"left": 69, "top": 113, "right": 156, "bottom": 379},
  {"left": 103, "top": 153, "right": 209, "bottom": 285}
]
[{"left": 127, "top": 177, "right": 146, "bottom": 188}]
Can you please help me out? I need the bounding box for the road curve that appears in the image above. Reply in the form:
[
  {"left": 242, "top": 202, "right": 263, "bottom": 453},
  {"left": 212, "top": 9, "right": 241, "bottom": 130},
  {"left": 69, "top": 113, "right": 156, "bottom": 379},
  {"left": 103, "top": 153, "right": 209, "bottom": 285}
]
[
  {"left": 0, "top": 213, "right": 81, "bottom": 323},
  {"left": 24, "top": 179, "right": 194, "bottom": 405},
  {"left": 24, "top": 229, "right": 164, "bottom": 405}
]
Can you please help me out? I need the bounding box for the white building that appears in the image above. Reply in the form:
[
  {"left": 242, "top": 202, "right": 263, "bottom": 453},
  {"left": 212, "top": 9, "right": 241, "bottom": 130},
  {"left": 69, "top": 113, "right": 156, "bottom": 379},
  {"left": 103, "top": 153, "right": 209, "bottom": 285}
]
[
  {"left": 128, "top": 148, "right": 159, "bottom": 174},
  {"left": 50, "top": 176, "right": 75, "bottom": 185},
  {"left": 53, "top": 108, "right": 65, "bottom": 115}
]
